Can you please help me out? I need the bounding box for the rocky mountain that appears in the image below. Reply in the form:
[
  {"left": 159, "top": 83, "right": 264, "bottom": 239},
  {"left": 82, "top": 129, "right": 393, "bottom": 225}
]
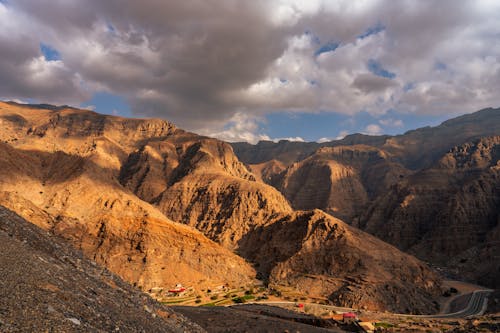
[
  {"left": 0, "top": 205, "right": 204, "bottom": 332},
  {"left": 360, "top": 136, "right": 500, "bottom": 288},
  {"left": 238, "top": 210, "right": 441, "bottom": 314},
  {"left": 0, "top": 101, "right": 256, "bottom": 292},
  {"left": 118, "top": 130, "right": 293, "bottom": 250},
  {"left": 232, "top": 107, "right": 500, "bottom": 170},
  {"left": 268, "top": 145, "right": 410, "bottom": 222},
  {"left": 231, "top": 109, "right": 500, "bottom": 289},
  {"left": 0, "top": 101, "right": 442, "bottom": 313}
]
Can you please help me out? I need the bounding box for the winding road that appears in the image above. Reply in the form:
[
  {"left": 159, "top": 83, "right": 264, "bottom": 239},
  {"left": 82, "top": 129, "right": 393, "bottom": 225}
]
[
  {"left": 421, "top": 290, "right": 492, "bottom": 319},
  {"left": 244, "top": 289, "right": 493, "bottom": 319}
]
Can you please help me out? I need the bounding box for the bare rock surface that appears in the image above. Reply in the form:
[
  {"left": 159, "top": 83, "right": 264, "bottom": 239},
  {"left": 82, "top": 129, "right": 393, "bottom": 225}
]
[
  {"left": 231, "top": 108, "right": 500, "bottom": 290},
  {"left": 361, "top": 136, "right": 500, "bottom": 288},
  {"left": 269, "top": 145, "right": 409, "bottom": 222},
  {"left": 239, "top": 210, "right": 441, "bottom": 314}
]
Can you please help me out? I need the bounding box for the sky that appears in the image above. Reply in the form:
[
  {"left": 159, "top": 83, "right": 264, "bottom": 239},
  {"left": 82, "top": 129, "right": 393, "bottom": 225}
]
[{"left": 0, "top": 0, "right": 499, "bottom": 143}]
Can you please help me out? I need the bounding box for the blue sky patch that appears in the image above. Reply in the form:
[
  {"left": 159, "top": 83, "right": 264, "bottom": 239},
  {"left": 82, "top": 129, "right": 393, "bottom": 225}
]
[
  {"left": 404, "top": 82, "right": 415, "bottom": 92},
  {"left": 358, "top": 22, "right": 385, "bottom": 39},
  {"left": 314, "top": 41, "right": 340, "bottom": 56},
  {"left": 367, "top": 59, "right": 396, "bottom": 79},
  {"left": 434, "top": 61, "right": 447, "bottom": 71},
  {"left": 81, "top": 92, "right": 132, "bottom": 117},
  {"left": 262, "top": 109, "right": 449, "bottom": 142},
  {"left": 106, "top": 22, "right": 116, "bottom": 33},
  {"left": 305, "top": 30, "right": 321, "bottom": 45},
  {"left": 40, "top": 43, "right": 61, "bottom": 61}
]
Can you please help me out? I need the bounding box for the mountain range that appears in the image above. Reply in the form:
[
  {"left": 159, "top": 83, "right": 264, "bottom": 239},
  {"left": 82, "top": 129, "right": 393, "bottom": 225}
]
[
  {"left": 0, "top": 101, "right": 499, "bottom": 321},
  {"left": 232, "top": 107, "right": 500, "bottom": 289}
]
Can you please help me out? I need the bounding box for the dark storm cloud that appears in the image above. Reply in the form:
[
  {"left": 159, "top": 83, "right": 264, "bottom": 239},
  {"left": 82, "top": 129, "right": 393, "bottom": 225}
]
[
  {"left": 0, "top": 0, "right": 499, "bottom": 140},
  {"left": 8, "top": 0, "right": 293, "bottom": 129},
  {"left": 352, "top": 74, "right": 399, "bottom": 94},
  {"left": 0, "top": 3, "right": 88, "bottom": 104}
]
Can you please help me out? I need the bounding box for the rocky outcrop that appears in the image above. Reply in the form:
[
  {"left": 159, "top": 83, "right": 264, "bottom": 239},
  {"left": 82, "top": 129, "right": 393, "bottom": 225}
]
[
  {"left": 0, "top": 104, "right": 257, "bottom": 291},
  {"left": 270, "top": 146, "right": 409, "bottom": 222},
  {"left": 238, "top": 210, "right": 441, "bottom": 314},
  {"left": 360, "top": 136, "right": 500, "bottom": 288},
  {"left": 118, "top": 132, "right": 293, "bottom": 249}
]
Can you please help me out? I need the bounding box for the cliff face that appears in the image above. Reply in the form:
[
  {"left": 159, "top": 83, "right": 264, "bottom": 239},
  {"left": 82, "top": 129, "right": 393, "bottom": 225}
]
[
  {"left": 238, "top": 210, "right": 441, "bottom": 314},
  {"left": 118, "top": 131, "right": 293, "bottom": 249},
  {"left": 0, "top": 101, "right": 443, "bottom": 313},
  {"left": 231, "top": 108, "right": 500, "bottom": 289},
  {"left": 269, "top": 145, "right": 409, "bottom": 222},
  {"left": 360, "top": 136, "right": 500, "bottom": 287}
]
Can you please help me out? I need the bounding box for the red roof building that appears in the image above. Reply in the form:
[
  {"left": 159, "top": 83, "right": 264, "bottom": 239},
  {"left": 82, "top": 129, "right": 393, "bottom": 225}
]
[{"left": 342, "top": 312, "right": 357, "bottom": 323}]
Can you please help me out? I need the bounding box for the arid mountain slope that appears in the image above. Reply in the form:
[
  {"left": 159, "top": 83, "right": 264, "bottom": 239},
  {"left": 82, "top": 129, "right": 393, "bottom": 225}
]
[
  {"left": 230, "top": 108, "right": 500, "bottom": 289},
  {"left": 269, "top": 145, "right": 410, "bottom": 222},
  {"left": 360, "top": 136, "right": 500, "bottom": 288},
  {"left": 0, "top": 102, "right": 256, "bottom": 291},
  {"left": 118, "top": 131, "right": 293, "bottom": 250},
  {"left": 0, "top": 101, "right": 442, "bottom": 313},
  {"left": 0, "top": 205, "right": 204, "bottom": 332},
  {"left": 238, "top": 210, "right": 441, "bottom": 314}
]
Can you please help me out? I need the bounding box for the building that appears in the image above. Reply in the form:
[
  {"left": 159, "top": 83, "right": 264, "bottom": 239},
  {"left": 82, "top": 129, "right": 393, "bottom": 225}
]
[{"left": 342, "top": 312, "right": 357, "bottom": 324}]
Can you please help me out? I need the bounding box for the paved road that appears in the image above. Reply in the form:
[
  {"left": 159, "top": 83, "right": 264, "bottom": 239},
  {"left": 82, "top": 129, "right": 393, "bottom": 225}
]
[
  {"left": 245, "top": 289, "right": 493, "bottom": 319},
  {"left": 420, "top": 290, "right": 492, "bottom": 319}
]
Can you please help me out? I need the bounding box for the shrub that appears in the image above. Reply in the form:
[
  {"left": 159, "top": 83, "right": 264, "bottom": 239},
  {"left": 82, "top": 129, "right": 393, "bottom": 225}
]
[{"left": 233, "top": 297, "right": 245, "bottom": 304}]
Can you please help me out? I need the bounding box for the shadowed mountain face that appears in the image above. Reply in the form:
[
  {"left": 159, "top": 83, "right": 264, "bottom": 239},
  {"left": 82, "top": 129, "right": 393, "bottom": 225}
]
[
  {"left": 264, "top": 145, "right": 410, "bottom": 222},
  {"left": 238, "top": 210, "right": 440, "bottom": 314},
  {"left": 117, "top": 131, "right": 293, "bottom": 250},
  {"left": 231, "top": 108, "right": 500, "bottom": 288},
  {"left": 0, "top": 101, "right": 442, "bottom": 313},
  {"left": 360, "top": 136, "right": 500, "bottom": 288}
]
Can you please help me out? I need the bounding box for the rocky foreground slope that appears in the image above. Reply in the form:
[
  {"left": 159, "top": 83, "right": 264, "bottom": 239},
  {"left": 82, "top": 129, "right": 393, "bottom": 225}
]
[
  {"left": 0, "top": 205, "right": 204, "bottom": 332},
  {"left": 0, "top": 101, "right": 442, "bottom": 313}
]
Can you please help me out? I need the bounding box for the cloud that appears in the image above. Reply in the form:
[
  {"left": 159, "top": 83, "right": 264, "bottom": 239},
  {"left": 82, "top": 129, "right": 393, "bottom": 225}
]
[
  {"left": 335, "top": 130, "right": 350, "bottom": 140},
  {"left": 317, "top": 137, "right": 332, "bottom": 143},
  {"left": 379, "top": 118, "right": 403, "bottom": 127},
  {"left": 352, "top": 74, "right": 399, "bottom": 94},
  {"left": 364, "top": 124, "right": 383, "bottom": 135},
  {"left": 0, "top": 0, "right": 500, "bottom": 141},
  {"left": 272, "top": 136, "right": 305, "bottom": 143},
  {"left": 203, "top": 112, "right": 271, "bottom": 144}
]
